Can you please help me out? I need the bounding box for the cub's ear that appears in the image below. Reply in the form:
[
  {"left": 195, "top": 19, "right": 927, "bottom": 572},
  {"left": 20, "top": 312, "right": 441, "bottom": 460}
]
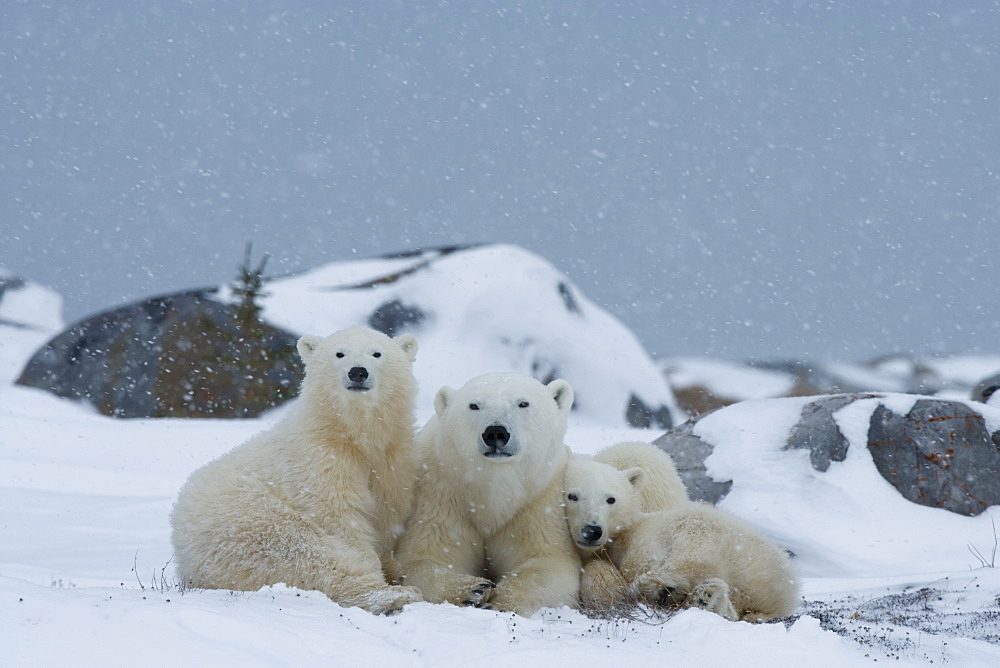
[
  {"left": 623, "top": 466, "right": 646, "bottom": 490},
  {"left": 548, "top": 379, "right": 574, "bottom": 415},
  {"left": 395, "top": 333, "right": 418, "bottom": 362},
  {"left": 434, "top": 386, "right": 455, "bottom": 417},
  {"left": 297, "top": 335, "right": 324, "bottom": 360}
]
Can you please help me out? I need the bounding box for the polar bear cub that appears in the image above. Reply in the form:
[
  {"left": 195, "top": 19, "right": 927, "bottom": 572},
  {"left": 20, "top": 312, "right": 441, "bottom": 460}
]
[
  {"left": 170, "top": 327, "right": 423, "bottom": 615},
  {"left": 397, "top": 372, "right": 582, "bottom": 616},
  {"left": 564, "top": 454, "right": 799, "bottom": 622}
]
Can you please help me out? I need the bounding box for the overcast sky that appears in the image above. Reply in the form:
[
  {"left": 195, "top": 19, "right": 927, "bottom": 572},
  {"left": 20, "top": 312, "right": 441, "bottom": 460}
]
[{"left": 2, "top": 1, "right": 998, "bottom": 361}]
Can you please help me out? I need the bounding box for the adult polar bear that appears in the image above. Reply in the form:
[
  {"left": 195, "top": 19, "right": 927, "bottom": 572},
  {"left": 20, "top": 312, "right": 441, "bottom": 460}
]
[
  {"left": 170, "top": 327, "right": 423, "bottom": 615},
  {"left": 397, "top": 372, "right": 582, "bottom": 616}
]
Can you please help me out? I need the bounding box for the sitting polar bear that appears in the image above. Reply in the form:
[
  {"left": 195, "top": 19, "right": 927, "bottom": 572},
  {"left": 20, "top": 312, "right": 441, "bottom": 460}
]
[
  {"left": 396, "top": 372, "right": 582, "bottom": 616},
  {"left": 170, "top": 327, "right": 423, "bottom": 615},
  {"left": 564, "top": 456, "right": 800, "bottom": 622}
]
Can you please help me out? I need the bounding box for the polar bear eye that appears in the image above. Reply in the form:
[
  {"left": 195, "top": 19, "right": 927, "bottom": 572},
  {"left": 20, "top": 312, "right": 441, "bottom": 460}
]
[
  {"left": 469, "top": 403, "right": 479, "bottom": 411},
  {"left": 372, "top": 352, "right": 382, "bottom": 358},
  {"left": 335, "top": 352, "right": 345, "bottom": 358},
  {"left": 606, "top": 497, "right": 616, "bottom": 505},
  {"left": 518, "top": 401, "right": 529, "bottom": 408},
  {"left": 567, "top": 493, "right": 578, "bottom": 502}
]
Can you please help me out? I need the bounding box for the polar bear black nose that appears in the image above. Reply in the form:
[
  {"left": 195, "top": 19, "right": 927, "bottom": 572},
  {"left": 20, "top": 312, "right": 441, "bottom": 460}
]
[
  {"left": 482, "top": 425, "right": 510, "bottom": 449},
  {"left": 348, "top": 366, "right": 369, "bottom": 383},
  {"left": 581, "top": 525, "right": 603, "bottom": 542}
]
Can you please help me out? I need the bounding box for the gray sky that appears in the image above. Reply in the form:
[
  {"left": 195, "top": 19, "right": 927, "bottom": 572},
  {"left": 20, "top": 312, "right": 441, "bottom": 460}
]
[{"left": 3, "top": 2, "right": 998, "bottom": 361}]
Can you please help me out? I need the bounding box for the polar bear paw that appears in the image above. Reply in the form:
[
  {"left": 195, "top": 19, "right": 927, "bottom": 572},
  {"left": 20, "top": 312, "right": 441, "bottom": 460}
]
[
  {"left": 685, "top": 578, "right": 739, "bottom": 621},
  {"left": 460, "top": 579, "right": 497, "bottom": 609},
  {"left": 361, "top": 585, "right": 424, "bottom": 615},
  {"left": 634, "top": 571, "right": 688, "bottom": 607}
]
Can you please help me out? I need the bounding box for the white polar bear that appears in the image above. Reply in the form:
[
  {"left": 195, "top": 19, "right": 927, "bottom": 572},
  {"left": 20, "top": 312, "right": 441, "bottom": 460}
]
[
  {"left": 170, "top": 327, "right": 423, "bottom": 615},
  {"left": 592, "top": 441, "right": 689, "bottom": 514},
  {"left": 564, "top": 458, "right": 800, "bottom": 622},
  {"left": 396, "top": 372, "right": 582, "bottom": 616}
]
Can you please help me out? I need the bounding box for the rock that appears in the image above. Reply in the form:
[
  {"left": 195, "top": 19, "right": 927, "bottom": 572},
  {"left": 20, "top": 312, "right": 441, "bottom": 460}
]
[
  {"left": 972, "top": 373, "right": 1000, "bottom": 404},
  {"left": 868, "top": 399, "right": 1000, "bottom": 517},
  {"left": 653, "top": 394, "right": 1000, "bottom": 516},
  {"left": 784, "top": 394, "right": 880, "bottom": 472},
  {"left": 16, "top": 289, "right": 303, "bottom": 418},
  {"left": 626, "top": 393, "right": 673, "bottom": 430},
  {"left": 652, "top": 417, "right": 731, "bottom": 504}
]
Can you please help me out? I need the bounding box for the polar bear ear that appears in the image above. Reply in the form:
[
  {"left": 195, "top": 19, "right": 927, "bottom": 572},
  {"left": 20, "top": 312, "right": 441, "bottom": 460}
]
[
  {"left": 623, "top": 467, "right": 646, "bottom": 491},
  {"left": 434, "top": 386, "right": 455, "bottom": 417},
  {"left": 547, "top": 379, "right": 574, "bottom": 416},
  {"left": 394, "top": 333, "right": 418, "bottom": 362},
  {"left": 297, "top": 335, "right": 323, "bottom": 360}
]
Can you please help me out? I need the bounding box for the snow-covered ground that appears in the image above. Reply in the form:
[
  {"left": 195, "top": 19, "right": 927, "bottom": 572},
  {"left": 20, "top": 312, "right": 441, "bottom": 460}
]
[{"left": 3, "top": 269, "right": 1000, "bottom": 665}]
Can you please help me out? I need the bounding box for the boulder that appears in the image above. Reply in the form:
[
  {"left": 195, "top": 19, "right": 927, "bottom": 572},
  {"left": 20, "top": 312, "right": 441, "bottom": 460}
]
[
  {"left": 16, "top": 289, "right": 303, "bottom": 418},
  {"left": 868, "top": 399, "right": 1000, "bottom": 516},
  {"left": 653, "top": 415, "right": 731, "bottom": 504}
]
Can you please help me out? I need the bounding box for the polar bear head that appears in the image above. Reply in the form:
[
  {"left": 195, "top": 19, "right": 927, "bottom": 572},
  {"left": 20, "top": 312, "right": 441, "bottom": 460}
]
[
  {"left": 434, "top": 373, "right": 573, "bottom": 463},
  {"left": 563, "top": 456, "right": 645, "bottom": 552},
  {"left": 296, "top": 327, "right": 417, "bottom": 409}
]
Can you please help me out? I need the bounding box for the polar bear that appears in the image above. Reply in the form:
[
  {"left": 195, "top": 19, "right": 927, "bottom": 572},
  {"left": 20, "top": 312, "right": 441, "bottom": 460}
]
[
  {"left": 170, "top": 327, "right": 423, "bottom": 615},
  {"left": 564, "top": 458, "right": 799, "bottom": 622},
  {"left": 592, "top": 441, "right": 689, "bottom": 514},
  {"left": 396, "top": 372, "right": 582, "bottom": 616}
]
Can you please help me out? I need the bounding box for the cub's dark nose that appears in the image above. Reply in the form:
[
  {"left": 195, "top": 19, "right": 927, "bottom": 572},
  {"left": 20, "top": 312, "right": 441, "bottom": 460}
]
[
  {"left": 482, "top": 425, "right": 510, "bottom": 449},
  {"left": 348, "top": 366, "right": 369, "bottom": 383},
  {"left": 581, "top": 525, "right": 603, "bottom": 543}
]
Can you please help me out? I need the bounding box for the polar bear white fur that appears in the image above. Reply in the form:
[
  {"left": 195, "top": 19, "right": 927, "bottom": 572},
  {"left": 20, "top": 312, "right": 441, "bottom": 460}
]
[
  {"left": 396, "top": 372, "right": 582, "bottom": 616},
  {"left": 592, "top": 441, "right": 689, "bottom": 514},
  {"left": 170, "top": 327, "right": 423, "bottom": 615},
  {"left": 564, "top": 458, "right": 799, "bottom": 621}
]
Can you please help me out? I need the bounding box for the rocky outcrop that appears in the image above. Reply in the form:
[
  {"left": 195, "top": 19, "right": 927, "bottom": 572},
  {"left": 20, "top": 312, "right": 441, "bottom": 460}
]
[{"left": 653, "top": 394, "right": 1000, "bottom": 516}]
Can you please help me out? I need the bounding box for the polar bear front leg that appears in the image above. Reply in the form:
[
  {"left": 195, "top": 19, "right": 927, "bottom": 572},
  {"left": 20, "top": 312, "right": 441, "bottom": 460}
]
[
  {"left": 309, "top": 534, "right": 423, "bottom": 615},
  {"left": 580, "top": 558, "right": 630, "bottom": 610},
  {"left": 396, "top": 505, "right": 495, "bottom": 606},
  {"left": 488, "top": 553, "right": 581, "bottom": 616},
  {"left": 685, "top": 577, "right": 739, "bottom": 621}
]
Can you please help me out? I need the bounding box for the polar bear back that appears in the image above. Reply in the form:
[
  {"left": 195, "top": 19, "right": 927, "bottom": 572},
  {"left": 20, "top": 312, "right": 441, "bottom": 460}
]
[{"left": 593, "top": 441, "right": 688, "bottom": 513}]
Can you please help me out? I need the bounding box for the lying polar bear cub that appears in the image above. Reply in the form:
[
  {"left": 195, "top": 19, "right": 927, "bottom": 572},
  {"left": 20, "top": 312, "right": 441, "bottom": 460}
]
[{"left": 564, "top": 446, "right": 800, "bottom": 622}]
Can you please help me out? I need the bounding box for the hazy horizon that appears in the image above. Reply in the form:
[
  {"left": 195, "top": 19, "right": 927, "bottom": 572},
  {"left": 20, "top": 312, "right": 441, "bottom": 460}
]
[{"left": 3, "top": 2, "right": 998, "bottom": 361}]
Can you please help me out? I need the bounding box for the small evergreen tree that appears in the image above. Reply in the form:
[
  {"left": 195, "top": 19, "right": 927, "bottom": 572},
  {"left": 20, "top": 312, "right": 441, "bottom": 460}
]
[{"left": 231, "top": 242, "right": 269, "bottom": 329}]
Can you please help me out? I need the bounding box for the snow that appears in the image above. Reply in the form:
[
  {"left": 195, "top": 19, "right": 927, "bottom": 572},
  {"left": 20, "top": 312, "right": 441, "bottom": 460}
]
[{"left": 3, "top": 273, "right": 1000, "bottom": 665}]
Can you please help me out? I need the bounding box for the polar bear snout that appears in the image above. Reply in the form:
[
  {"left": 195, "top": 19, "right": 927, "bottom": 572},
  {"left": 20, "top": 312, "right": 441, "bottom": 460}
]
[
  {"left": 578, "top": 524, "right": 604, "bottom": 547},
  {"left": 481, "top": 424, "right": 518, "bottom": 458},
  {"left": 346, "top": 366, "right": 371, "bottom": 391}
]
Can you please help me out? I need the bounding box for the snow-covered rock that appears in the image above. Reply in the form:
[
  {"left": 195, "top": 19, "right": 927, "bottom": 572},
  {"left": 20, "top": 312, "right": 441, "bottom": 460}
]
[
  {"left": 0, "top": 271, "right": 63, "bottom": 385},
  {"left": 656, "top": 393, "right": 1000, "bottom": 577},
  {"left": 15, "top": 244, "right": 681, "bottom": 427}
]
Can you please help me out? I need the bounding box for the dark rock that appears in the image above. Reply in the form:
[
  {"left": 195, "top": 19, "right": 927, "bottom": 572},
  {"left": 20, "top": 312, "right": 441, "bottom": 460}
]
[
  {"left": 557, "top": 281, "right": 581, "bottom": 315},
  {"left": 785, "top": 394, "right": 881, "bottom": 472},
  {"left": 626, "top": 393, "right": 673, "bottom": 430},
  {"left": 16, "top": 290, "right": 303, "bottom": 418},
  {"left": 652, "top": 418, "right": 731, "bottom": 504},
  {"left": 367, "top": 299, "right": 426, "bottom": 337},
  {"left": 867, "top": 400, "right": 1000, "bottom": 517},
  {"left": 972, "top": 373, "right": 1000, "bottom": 404}
]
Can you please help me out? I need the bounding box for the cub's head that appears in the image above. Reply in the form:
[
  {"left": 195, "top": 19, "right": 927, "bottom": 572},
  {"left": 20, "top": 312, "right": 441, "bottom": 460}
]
[
  {"left": 434, "top": 372, "right": 573, "bottom": 463},
  {"left": 297, "top": 327, "right": 417, "bottom": 404},
  {"left": 563, "top": 457, "right": 645, "bottom": 552}
]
